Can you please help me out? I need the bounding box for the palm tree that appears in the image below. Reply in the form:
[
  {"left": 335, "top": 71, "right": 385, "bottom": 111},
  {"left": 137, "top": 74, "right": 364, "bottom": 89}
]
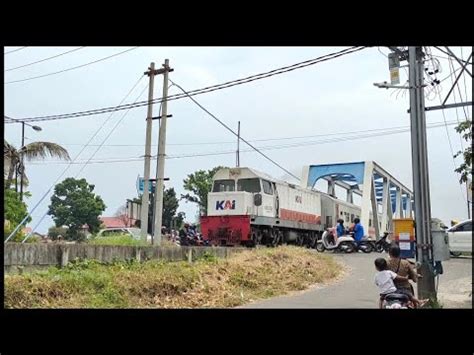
[{"left": 4, "top": 139, "right": 71, "bottom": 189}]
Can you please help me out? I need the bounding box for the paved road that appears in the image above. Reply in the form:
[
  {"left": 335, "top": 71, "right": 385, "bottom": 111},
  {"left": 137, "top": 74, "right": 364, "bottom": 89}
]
[{"left": 240, "top": 252, "right": 472, "bottom": 308}]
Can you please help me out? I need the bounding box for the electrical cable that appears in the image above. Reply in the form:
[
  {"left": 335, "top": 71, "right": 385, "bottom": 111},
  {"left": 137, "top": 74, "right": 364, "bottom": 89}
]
[
  {"left": 5, "top": 47, "right": 367, "bottom": 122},
  {"left": 5, "top": 47, "right": 86, "bottom": 72},
  {"left": 5, "top": 47, "right": 139, "bottom": 84}
]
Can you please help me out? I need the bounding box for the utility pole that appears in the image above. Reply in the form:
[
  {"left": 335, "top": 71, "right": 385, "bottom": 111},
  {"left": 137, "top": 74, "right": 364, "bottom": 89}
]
[
  {"left": 19, "top": 122, "right": 25, "bottom": 198},
  {"left": 407, "top": 46, "right": 436, "bottom": 301},
  {"left": 236, "top": 121, "right": 240, "bottom": 167},
  {"left": 153, "top": 59, "right": 173, "bottom": 246},
  {"left": 140, "top": 62, "right": 159, "bottom": 242}
]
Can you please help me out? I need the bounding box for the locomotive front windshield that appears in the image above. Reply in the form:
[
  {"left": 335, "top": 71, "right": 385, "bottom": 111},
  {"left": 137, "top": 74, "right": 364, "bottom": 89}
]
[
  {"left": 237, "top": 178, "right": 261, "bottom": 193},
  {"left": 212, "top": 179, "right": 235, "bottom": 192}
]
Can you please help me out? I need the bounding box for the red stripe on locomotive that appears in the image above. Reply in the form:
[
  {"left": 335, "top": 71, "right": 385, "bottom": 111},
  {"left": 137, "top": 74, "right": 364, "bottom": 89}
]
[{"left": 279, "top": 208, "right": 321, "bottom": 224}]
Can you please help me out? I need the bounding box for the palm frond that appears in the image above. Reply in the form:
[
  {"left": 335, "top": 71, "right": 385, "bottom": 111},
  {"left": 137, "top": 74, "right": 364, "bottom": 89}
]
[{"left": 20, "top": 142, "right": 71, "bottom": 161}]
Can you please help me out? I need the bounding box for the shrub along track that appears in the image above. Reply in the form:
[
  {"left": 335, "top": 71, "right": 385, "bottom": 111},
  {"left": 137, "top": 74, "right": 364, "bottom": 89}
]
[{"left": 4, "top": 246, "right": 342, "bottom": 308}]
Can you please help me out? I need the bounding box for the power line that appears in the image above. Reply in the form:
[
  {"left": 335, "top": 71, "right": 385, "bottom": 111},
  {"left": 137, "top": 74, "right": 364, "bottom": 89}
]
[
  {"left": 460, "top": 47, "right": 471, "bottom": 118},
  {"left": 434, "top": 84, "right": 467, "bottom": 204},
  {"left": 433, "top": 46, "right": 473, "bottom": 65},
  {"left": 48, "top": 119, "right": 459, "bottom": 148},
  {"left": 5, "top": 75, "right": 145, "bottom": 243},
  {"left": 28, "top": 116, "right": 459, "bottom": 165},
  {"left": 4, "top": 47, "right": 27, "bottom": 55},
  {"left": 6, "top": 46, "right": 367, "bottom": 122},
  {"left": 169, "top": 79, "right": 301, "bottom": 181},
  {"left": 75, "top": 83, "right": 149, "bottom": 176},
  {"left": 4, "top": 47, "right": 139, "bottom": 84},
  {"left": 5, "top": 47, "right": 86, "bottom": 72}
]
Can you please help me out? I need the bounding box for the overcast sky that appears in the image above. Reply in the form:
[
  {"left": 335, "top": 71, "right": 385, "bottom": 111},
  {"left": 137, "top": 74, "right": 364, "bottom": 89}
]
[{"left": 4, "top": 46, "right": 472, "bottom": 233}]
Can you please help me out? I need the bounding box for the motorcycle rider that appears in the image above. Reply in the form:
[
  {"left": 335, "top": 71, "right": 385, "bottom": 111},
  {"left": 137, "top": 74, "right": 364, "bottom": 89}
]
[
  {"left": 336, "top": 219, "right": 345, "bottom": 238},
  {"left": 386, "top": 244, "right": 421, "bottom": 305},
  {"left": 353, "top": 218, "right": 365, "bottom": 249},
  {"left": 374, "top": 258, "right": 409, "bottom": 308},
  {"left": 330, "top": 219, "right": 345, "bottom": 245},
  {"left": 374, "top": 258, "right": 428, "bottom": 308},
  {"left": 179, "top": 223, "right": 191, "bottom": 246}
]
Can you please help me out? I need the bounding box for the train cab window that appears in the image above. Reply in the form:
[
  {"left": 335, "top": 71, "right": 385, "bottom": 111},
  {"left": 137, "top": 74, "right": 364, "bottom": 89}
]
[
  {"left": 369, "top": 219, "right": 372, "bottom": 227},
  {"left": 212, "top": 180, "right": 235, "bottom": 192},
  {"left": 262, "top": 180, "right": 274, "bottom": 195},
  {"left": 237, "top": 178, "right": 261, "bottom": 193}
]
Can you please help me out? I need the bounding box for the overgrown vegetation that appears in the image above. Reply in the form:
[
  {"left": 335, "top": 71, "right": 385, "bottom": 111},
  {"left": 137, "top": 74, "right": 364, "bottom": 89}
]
[
  {"left": 5, "top": 246, "right": 342, "bottom": 308},
  {"left": 88, "top": 233, "right": 148, "bottom": 247}
]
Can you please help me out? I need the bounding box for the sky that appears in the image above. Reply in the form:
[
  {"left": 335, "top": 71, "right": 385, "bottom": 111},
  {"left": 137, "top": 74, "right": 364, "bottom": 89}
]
[{"left": 4, "top": 46, "right": 472, "bottom": 233}]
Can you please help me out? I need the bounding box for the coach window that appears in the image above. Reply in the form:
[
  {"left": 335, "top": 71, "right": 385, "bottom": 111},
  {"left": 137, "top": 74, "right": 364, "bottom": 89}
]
[
  {"left": 345, "top": 212, "right": 349, "bottom": 222},
  {"left": 262, "top": 180, "right": 273, "bottom": 195},
  {"left": 212, "top": 180, "right": 235, "bottom": 192},
  {"left": 237, "top": 178, "right": 261, "bottom": 193},
  {"left": 351, "top": 214, "right": 354, "bottom": 222}
]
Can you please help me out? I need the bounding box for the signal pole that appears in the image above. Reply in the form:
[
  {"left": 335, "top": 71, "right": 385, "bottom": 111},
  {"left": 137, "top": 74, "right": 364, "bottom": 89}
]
[
  {"left": 153, "top": 59, "right": 173, "bottom": 246},
  {"left": 140, "top": 62, "right": 159, "bottom": 242}
]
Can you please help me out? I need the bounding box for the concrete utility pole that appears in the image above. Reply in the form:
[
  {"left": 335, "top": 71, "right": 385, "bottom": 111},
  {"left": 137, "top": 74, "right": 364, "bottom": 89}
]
[
  {"left": 140, "top": 62, "right": 159, "bottom": 241},
  {"left": 153, "top": 59, "right": 173, "bottom": 246},
  {"left": 407, "top": 46, "right": 436, "bottom": 301}
]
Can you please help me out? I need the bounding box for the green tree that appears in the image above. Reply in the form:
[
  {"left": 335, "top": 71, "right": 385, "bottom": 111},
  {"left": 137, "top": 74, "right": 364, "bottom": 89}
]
[
  {"left": 48, "top": 178, "right": 106, "bottom": 241},
  {"left": 162, "top": 187, "right": 180, "bottom": 228},
  {"left": 454, "top": 119, "right": 472, "bottom": 184},
  {"left": 4, "top": 188, "right": 31, "bottom": 240},
  {"left": 182, "top": 166, "right": 227, "bottom": 216},
  {"left": 127, "top": 188, "right": 184, "bottom": 230},
  {"left": 4, "top": 139, "right": 70, "bottom": 190}
]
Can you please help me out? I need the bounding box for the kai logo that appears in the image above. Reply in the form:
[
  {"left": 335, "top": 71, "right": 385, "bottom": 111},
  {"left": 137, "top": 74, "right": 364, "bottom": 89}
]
[
  {"left": 295, "top": 196, "right": 302, "bottom": 203},
  {"left": 216, "top": 200, "right": 236, "bottom": 210}
]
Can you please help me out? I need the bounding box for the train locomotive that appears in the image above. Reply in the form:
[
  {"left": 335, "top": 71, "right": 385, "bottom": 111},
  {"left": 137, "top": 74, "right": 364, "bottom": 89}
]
[{"left": 201, "top": 167, "right": 381, "bottom": 247}]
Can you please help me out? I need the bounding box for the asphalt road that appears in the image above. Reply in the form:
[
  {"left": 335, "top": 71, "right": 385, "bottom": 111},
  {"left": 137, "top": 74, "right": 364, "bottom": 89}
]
[{"left": 240, "top": 252, "right": 472, "bottom": 309}]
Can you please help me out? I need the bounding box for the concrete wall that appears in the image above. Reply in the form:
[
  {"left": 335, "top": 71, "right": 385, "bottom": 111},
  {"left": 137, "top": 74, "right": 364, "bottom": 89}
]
[{"left": 4, "top": 243, "right": 247, "bottom": 274}]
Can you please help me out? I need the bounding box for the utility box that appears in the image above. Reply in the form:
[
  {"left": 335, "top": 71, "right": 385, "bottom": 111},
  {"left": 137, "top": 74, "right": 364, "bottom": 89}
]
[
  {"left": 431, "top": 219, "right": 450, "bottom": 261},
  {"left": 393, "top": 218, "right": 416, "bottom": 259}
]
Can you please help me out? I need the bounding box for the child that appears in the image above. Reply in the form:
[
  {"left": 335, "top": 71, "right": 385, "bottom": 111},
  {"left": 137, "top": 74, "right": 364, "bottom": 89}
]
[{"left": 374, "top": 258, "right": 428, "bottom": 309}]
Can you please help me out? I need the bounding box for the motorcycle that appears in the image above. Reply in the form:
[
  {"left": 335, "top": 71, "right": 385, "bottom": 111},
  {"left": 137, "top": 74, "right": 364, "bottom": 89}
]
[
  {"left": 316, "top": 229, "right": 357, "bottom": 253},
  {"left": 348, "top": 231, "right": 375, "bottom": 253},
  {"left": 375, "top": 232, "right": 391, "bottom": 253}
]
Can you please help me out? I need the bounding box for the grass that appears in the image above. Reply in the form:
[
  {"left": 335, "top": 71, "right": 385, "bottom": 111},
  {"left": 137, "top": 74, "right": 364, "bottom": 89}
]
[
  {"left": 87, "top": 233, "right": 148, "bottom": 247},
  {"left": 4, "top": 246, "right": 342, "bottom": 308}
]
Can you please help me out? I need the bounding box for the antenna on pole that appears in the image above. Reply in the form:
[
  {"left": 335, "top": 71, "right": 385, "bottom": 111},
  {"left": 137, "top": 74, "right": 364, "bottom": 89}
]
[{"left": 236, "top": 121, "right": 240, "bottom": 167}]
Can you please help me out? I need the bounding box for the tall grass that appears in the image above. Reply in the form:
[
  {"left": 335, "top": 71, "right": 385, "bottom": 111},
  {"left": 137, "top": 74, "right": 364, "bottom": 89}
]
[
  {"left": 88, "top": 233, "right": 148, "bottom": 247},
  {"left": 5, "top": 246, "right": 343, "bottom": 308}
]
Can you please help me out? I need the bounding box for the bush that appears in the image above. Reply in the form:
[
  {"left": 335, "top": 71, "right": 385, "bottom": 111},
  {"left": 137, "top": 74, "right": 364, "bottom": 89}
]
[
  {"left": 48, "top": 226, "right": 68, "bottom": 240},
  {"left": 88, "top": 233, "right": 147, "bottom": 246}
]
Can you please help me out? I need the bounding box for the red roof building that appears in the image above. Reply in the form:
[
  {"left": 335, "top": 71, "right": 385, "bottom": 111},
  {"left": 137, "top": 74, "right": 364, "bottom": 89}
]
[{"left": 100, "top": 216, "right": 137, "bottom": 229}]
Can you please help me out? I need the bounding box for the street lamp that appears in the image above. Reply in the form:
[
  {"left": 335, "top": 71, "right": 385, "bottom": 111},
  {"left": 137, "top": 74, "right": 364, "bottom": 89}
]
[{"left": 19, "top": 121, "right": 42, "bottom": 201}]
